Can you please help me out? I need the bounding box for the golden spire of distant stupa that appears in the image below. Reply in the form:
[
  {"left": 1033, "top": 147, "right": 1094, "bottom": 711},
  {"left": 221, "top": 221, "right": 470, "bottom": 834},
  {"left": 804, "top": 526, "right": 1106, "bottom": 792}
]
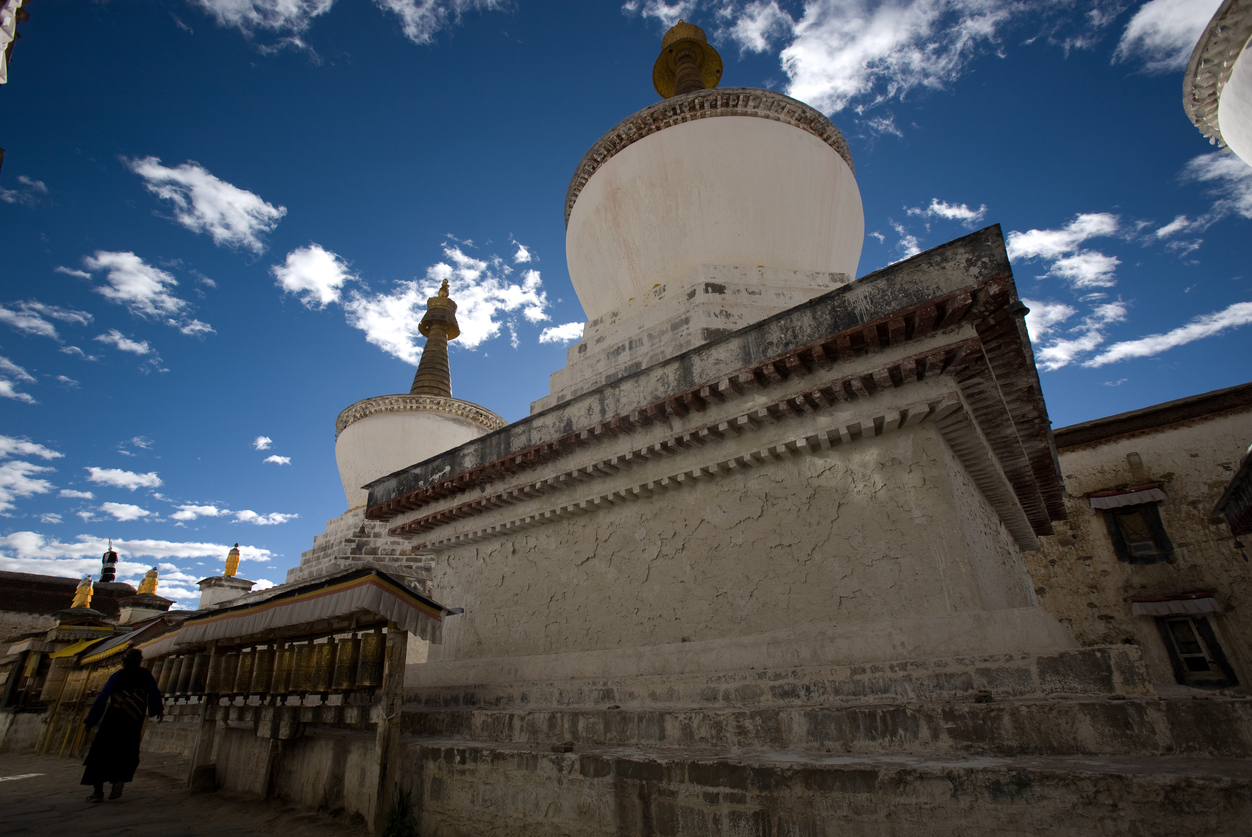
[
  {"left": 224, "top": 543, "right": 241, "bottom": 577},
  {"left": 410, "top": 278, "right": 460, "bottom": 398},
  {"left": 71, "top": 575, "right": 93, "bottom": 609},
  {"left": 137, "top": 567, "right": 159, "bottom": 596},
  {"left": 652, "top": 20, "right": 723, "bottom": 99}
]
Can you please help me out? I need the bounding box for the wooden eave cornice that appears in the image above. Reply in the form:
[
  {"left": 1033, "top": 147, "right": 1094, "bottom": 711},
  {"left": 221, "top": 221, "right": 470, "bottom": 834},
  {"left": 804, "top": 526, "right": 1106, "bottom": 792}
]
[{"left": 365, "top": 226, "right": 1065, "bottom": 538}]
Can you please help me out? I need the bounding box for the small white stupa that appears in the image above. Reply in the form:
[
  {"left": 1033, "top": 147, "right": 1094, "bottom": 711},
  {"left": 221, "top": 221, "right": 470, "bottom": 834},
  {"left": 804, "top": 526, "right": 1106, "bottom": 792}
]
[{"left": 288, "top": 279, "right": 505, "bottom": 586}]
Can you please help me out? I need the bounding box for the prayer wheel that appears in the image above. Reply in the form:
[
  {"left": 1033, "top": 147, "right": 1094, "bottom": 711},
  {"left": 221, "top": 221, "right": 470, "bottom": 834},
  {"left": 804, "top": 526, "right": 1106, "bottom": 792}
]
[
  {"left": 162, "top": 657, "right": 184, "bottom": 695},
  {"left": 272, "top": 644, "right": 294, "bottom": 694},
  {"left": 188, "top": 653, "right": 210, "bottom": 694},
  {"left": 174, "top": 655, "right": 195, "bottom": 695},
  {"left": 291, "top": 643, "right": 315, "bottom": 693},
  {"left": 357, "top": 629, "right": 385, "bottom": 688},
  {"left": 311, "top": 638, "right": 337, "bottom": 693},
  {"left": 250, "top": 646, "right": 275, "bottom": 695},
  {"left": 204, "top": 652, "right": 224, "bottom": 694},
  {"left": 332, "top": 635, "right": 360, "bottom": 691},
  {"left": 157, "top": 650, "right": 175, "bottom": 690},
  {"left": 219, "top": 652, "right": 240, "bottom": 696},
  {"left": 233, "top": 648, "right": 255, "bottom": 694}
]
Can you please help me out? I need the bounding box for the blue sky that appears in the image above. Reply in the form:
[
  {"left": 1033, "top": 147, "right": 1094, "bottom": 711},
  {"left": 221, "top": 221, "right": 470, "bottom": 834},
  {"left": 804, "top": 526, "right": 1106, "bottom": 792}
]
[{"left": 1, "top": 0, "right": 1249, "bottom": 606}]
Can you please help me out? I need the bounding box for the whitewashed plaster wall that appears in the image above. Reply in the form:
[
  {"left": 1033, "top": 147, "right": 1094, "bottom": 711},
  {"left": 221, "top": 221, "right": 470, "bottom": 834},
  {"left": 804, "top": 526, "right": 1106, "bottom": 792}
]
[{"left": 426, "top": 424, "right": 1041, "bottom": 663}]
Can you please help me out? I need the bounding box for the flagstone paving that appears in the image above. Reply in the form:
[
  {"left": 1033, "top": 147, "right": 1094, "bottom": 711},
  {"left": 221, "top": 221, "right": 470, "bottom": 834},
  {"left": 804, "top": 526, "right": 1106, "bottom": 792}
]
[{"left": 0, "top": 752, "right": 369, "bottom": 836}]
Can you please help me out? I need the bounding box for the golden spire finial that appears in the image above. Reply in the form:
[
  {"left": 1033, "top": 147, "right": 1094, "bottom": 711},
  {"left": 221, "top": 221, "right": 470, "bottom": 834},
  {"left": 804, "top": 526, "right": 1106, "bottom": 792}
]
[
  {"left": 224, "top": 543, "right": 241, "bottom": 577},
  {"left": 410, "top": 279, "right": 460, "bottom": 398},
  {"left": 653, "top": 20, "right": 722, "bottom": 99},
  {"left": 137, "top": 567, "right": 159, "bottom": 596},
  {"left": 72, "top": 575, "right": 94, "bottom": 609}
]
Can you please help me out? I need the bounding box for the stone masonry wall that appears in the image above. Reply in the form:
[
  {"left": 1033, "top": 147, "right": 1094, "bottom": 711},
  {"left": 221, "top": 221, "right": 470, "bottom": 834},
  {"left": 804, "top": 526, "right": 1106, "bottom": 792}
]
[
  {"left": 1028, "top": 408, "right": 1252, "bottom": 688},
  {"left": 287, "top": 507, "right": 434, "bottom": 594}
]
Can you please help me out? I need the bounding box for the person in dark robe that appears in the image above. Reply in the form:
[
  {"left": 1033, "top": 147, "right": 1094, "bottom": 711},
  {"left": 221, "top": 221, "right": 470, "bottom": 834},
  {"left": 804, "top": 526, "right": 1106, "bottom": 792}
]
[{"left": 81, "top": 648, "right": 164, "bottom": 802}]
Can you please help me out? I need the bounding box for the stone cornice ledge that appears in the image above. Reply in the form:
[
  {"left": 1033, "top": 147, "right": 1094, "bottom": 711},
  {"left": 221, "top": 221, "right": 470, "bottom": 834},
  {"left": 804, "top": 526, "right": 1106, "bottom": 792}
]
[
  {"left": 565, "top": 87, "right": 855, "bottom": 227},
  {"left": 336, "top": 395, "right": 507, "bottom": 439}
]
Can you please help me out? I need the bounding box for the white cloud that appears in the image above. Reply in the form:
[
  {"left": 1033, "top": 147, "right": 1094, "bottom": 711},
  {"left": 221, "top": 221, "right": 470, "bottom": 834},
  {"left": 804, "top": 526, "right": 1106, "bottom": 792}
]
[
  {"left": 130, "top": 436, "right": 154, "bottom": 450},
  {"left": 55, "top": 266, "right": 93, "bottom": 280},
  {"left": 907, "top": 197, "right": 987, "bottom": 227},
  {"left": 59, "top": 489, "right": 94, "bottom": 499},
  {"left": 85, "top": 466, "right": 162, "bottom": 490},
  {"left": 60, "top": 345, "right": 101, "bottom": 361},
  {"left": 539, "top": 322, "right": 585, "bottom": 344},
  {"left": 253, "top": 436, "right": 273, "bottom": 450},
  {"left": 56, "top": 375, "right": 80, "bottom": 388},
  {"left": 1181, "top": 152, "right": 1252, "bottom": 223},
  {"left": 0, "top": 435, "right": 63, "bottom": 461},
  {"left": 776, "top": 0, "right": 1018, "bottom": 114},
  {"left": 373, "top": 0, "right": 500, "bottom": 45},
  {"left": 723, "top": 0, "right": 794, "bottom": 53},
  {"left": 1021, "top": 299, "right": 1078, "bottom": 341},
  {"left": 1113, "top": 0, "right": 1221, "bottom": 73},
  {"left": 0, "top": 461, "right": 56, "bottom": 513},
  {"left": 622, "top": 0, "right": 698, "bottom": 27},
  {"left": 513, "top": 243, "right": 532, "bottom": 264},
  {"left": 40, "top": 513, "right": 63, "bottom": 525},
  {"left": 0, "top": 175, "right": 50, "bottom": 206},
  {"left": 127, "top": 156, "right": 287, "bottom": 252},
  {"left": 1155, "top": 214, "right": 1193, "bottom": 238},
  {"left": 1033, "top": 300, "right": 1128, "bottom": 372},
  {"left": 273, "top": 244, "right": 356, "bottom": 308},
  {"left": 343, "top": 245, "right": 550, "bottom": 363},
  {"left": 1007, "top": 213, "right": 1122, "bottom": 288},
  {"left": 0, "top": 532, "right": 277, "bottom": 603},
  {"left": 235, "top": 509, "right": 298, "bottom": 525},
  {"left": 1085, "top": 300, "right": 1252, "bottom": 367},
  {"left": 81, "top": 251, "right": 188, "bottom": 318},
  {"left": 100, "top": 501, "right": 154, "bottom": 521},
  {"left": 180, "top": 319, "right": 216, "bottom": 337},
  {"left": 1007, "top": 213, "right": 1119, "bottom": 260},
  {"left": 263, "top": 455, "right": 291, "bottom": 465},
  {"left": 189, "top": 0, "right": 335, "bottom": 33},
  {"left": 0, "top": 357, "right": 36, "bottom": 404},
  {"left": 889, "top": 221, "right": 921, "bottom": 259},
  {"left": 171, "top": 503, "right": 230, "bottom": 521},
  {"left": 862, "top": 114, "right": 904, "bottom": 138},
  {"left": 95, "top": 329, "right": 153, "bottom": 355},
  {"left": 0, "top": 300, "right": 92, "bottom": 339}
]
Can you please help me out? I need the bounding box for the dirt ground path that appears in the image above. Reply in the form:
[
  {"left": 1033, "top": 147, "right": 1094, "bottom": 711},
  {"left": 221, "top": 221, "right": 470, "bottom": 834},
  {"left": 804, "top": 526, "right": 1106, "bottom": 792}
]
[{"left": 0, "top": 752, "right": 369, "bottom": 836}]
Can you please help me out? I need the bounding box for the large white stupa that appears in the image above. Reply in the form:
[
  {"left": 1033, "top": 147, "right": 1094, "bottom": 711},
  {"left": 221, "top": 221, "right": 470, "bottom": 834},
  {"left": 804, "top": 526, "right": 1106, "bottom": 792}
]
[
  {"left": 1186, "top": 0, "right": 1252, "bottom": 165},
  {"left": 533, "top": 21, "right": 864, "bottom": 413}
]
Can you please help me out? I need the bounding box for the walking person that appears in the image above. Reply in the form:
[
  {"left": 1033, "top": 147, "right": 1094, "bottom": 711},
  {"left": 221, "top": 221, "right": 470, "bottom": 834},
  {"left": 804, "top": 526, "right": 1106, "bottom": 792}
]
[{"left": 81, "top": 648, "right": 164, "bottom": 802}]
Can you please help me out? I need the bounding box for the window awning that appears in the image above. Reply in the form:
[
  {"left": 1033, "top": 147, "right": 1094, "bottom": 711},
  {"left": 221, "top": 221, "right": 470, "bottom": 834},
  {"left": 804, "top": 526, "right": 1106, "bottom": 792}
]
[
  {"left": 1131, "top": 593, "right": 1222, "bottom": 617},
  {"left": 1089, "top": 486, "right": 1166, "bottom": 510}
]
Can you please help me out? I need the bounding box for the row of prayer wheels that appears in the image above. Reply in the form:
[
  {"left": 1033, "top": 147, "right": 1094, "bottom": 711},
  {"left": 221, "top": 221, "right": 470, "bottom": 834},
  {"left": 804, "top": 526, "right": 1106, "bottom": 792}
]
[{"left": 153, "top": 630, "right": 388, "bottom": 698}]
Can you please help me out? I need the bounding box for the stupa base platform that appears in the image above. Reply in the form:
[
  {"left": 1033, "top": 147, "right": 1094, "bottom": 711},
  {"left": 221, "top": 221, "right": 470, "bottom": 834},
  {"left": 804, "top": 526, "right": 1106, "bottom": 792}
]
[{"left": 399, "top": 740, "right": 1252, "bottom": 837}]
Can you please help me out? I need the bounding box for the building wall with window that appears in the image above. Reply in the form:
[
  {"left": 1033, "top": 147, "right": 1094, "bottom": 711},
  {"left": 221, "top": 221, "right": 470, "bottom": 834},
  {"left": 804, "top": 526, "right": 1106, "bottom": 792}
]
[{"left": 1027, "top": 382, "right": 1252, "bottom": 691}]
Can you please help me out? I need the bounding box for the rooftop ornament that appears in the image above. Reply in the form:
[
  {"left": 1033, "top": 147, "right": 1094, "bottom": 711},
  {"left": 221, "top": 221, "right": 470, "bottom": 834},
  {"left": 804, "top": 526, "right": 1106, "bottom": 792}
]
[
  {"left": 652, "top": 20, "right": 723, "bottom": 98},
  {"left": 410, "top": 278, "right": 460, "bottom": 399},
  {"left": 100, "top": 540, "right": 118, "bottom": 583},
  {"left": 72, "top": 575, "right": 94, "bottom": 609},
  {"left": 137, "top": 567, "right": 159, "bottom": 596},
  {"left": 224, "top": 543, "right": 241, "bottom": 578}
]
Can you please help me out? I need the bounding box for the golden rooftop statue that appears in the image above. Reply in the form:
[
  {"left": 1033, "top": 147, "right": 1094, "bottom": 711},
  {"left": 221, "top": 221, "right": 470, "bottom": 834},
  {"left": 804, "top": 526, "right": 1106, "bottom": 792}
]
[
  {"left": 71, "top": 575, "right": 93, "bottom": 609},
  {"left": 410, "top": 278, "right": 460, "bottom": 398},
  {"left": 137, "top": 567, "right": 159, "bottom": 596},
  {"left": 653, "top": 20, "right": 722, "bottom": 99},
  {"left": 225, "top": 543, "right": 241, "bottom": 577}
]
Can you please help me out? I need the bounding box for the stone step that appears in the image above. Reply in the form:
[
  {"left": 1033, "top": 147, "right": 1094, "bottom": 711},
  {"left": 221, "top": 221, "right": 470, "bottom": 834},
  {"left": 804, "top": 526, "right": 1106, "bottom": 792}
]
[
  {"left": 401, "top": 738, "right": 1252, "bottom": 837},
  {"left": 400, "top": 695, "right": 1252, "bottom": 759},
  {"left": 404, "top": 646, "right": 1151, "bottom": 712}
]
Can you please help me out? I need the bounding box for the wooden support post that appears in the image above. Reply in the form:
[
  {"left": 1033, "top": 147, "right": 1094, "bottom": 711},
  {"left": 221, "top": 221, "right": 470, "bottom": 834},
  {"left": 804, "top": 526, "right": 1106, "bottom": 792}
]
[
  {"left": 372, "top": 622, "right": 408, "bottom": 834},
  {"left": 187, "top": 641, "right": 218, "bottom": 790}
]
